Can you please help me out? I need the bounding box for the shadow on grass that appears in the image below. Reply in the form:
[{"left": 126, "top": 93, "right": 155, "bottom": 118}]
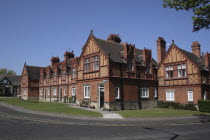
[{"left": 193, "top": 114, "right": 210, "bottom": 123}]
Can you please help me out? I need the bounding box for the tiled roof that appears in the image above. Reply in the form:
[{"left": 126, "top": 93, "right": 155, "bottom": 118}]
[
  {"left": 26, "top": 65, "right": 43, "bottom": 80},
  {"left": 0, "top": 75, "right": 21, "bottom": 85},
  {"left": 93, "top": 36, "right": 157, "bottom": 66},
  {"left": 176, "top": 47, "right": 206, "bottom": 70}
]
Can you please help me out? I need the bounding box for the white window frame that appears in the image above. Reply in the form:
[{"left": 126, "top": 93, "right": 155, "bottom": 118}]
[
  {"left": 40, "top": 89, "right": 43, "bottom": 96},
  {"left": 204, "top": 91, "right": 207, "bottom": 100},
  {"left": 165, "top": 66, "right": 173, "bottom": 78},
  {"left": 166, "top": 91, "right": 174, "bottom": 101},
  {"left": 84, "top": 58, "right": 90, "bottom": 72},
  {"left": 64, "top": 88, "right": 67, "bottom": 96},
  {"left": 72, "top": 68, "right": 76, "bottom": 78},
  {"left": 48, "top": 89, "right": 50, "bottom": 96},
  {"left": 53, "top": 88, "right": 57, "bottom": 96},
  {"left": 188, "top": 91, "right": 193, "bottom": 102},
  {"left": 72, "top": 87, "right": 76, "bottom": 96},
  {"left": 178, "top": 64, "right": 186, "bottom": 77},
  {"left": 140, "top": 88, "right": 149, "bottom": 98},
  {"left": 24, "top": 89, "right": 26, "bottom": 96},
  {"left": 93, "top": 55, "right": 99, "bottom": 70},
  {"left": 115, "top": 87, "right": 120, "bottom": 99},
  {"left": 154, "top": 88, "right": 157, "bottom": 98},
  {"left": 84, "top": 86, "right": 90, "bottom": 99}
]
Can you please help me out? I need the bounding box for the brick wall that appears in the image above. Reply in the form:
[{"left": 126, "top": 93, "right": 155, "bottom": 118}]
[{"left": 158, "top": 85, "right": 202, "bottom": 104}]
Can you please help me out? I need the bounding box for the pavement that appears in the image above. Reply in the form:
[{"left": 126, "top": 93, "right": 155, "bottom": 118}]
[{"left": 67, "top": 103, "right": 124, "bottom": 119}]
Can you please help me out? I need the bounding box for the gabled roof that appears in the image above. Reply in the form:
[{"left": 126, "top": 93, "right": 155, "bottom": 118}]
[
  {"left": 160, "top": 44, "right": 207, "bottom": 71},
  {"left": 176, "top": 46, "right": 207, "bottom": 71},
  {"left": 0, "top": 75, "right": 21, "bottom": 85},
  {"left": 92, "top": 35, "right": 158, "bottom": 66},
  {"left": 26, "top": 65, "right": 43, "bottom": 81},
  {"left": 177, "top": 47, "right": 205, "bottom": 66}
]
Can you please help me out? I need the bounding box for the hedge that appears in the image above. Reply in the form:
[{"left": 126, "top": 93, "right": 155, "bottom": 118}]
[
  {"left": 198, "top": 100, "right": 210, "bottom": 113},
  {"left": 158, "top": 101, "right": 197, "bottom": 111}
]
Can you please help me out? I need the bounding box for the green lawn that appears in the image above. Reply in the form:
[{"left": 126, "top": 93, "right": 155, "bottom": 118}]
[
  {"left": 0, "top": 98, "right": 102, "bottom": 118},
  {"left": 117, "top": 108, "right": 210, "bottom": 118}
]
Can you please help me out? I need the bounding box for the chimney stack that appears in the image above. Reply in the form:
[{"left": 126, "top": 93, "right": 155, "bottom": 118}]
[
  {"left": 107, "top": 34, "right": 121, "bottom": 43},
  {"left": 157, "top": 37, "right": 166, "bottom": 64},
  {"left": 205, "top": 52, "right": 210, "bottom": 69},
  {"left": 64, "top": 51, "right": 74, "bottom": 61},
  {"left": 191, "top": 41, "right": 201, "bottom": 57},
  {"left": 51, "top": 57, "right": 60, "bottom": 67}
]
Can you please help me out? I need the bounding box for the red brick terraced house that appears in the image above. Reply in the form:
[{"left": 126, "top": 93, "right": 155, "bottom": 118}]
[
  {"left": 20, "top": 63, "right": 43, "bottom": 100},
  {"left": 39, "top": 51, "right": 78, "bottom": 102},
  {"left": 39, "top": 31, "right": 158, "bottom": 110},
  {"left": 157, "top": 37, "right": 210, "bottom": 104}
]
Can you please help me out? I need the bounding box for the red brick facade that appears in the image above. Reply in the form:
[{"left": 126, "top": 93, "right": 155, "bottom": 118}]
[
  {"left": 20, "top": 63, "right": 43, "bottom": 100},
  {"left": 157, "top": 37, "right": 210, "bottom": 104},
  {"left": 38, "top": 32, "right": 158, "bottom": 110}
]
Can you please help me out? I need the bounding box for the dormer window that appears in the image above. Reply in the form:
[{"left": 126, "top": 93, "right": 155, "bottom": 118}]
[
  {"left": 72, "top": 68, "right": 76, "bottom": 78},
  {"left": 127, "top": 58, "right": 134, "bottom": 72},
  {"left": 93, "top": 56, "right": 99, "bottom": 70},
  {"left": 166, "top": 66, "right": 173, "bottom": 78},
  {"left": 178, "top": 64, "right": 186, "bottom": 77},
  {"left": 84, "top": 58, "right": 90, "bottom": 72}
]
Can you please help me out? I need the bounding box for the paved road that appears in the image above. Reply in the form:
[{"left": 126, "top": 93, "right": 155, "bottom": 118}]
[{"left": 0, "top": 104, "right": 210, "bottom": 140}]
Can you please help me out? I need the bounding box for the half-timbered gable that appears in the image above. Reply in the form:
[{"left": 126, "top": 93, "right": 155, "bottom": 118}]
[
  {"left": 76, "top": 32, "right": 158, "bottom": 110},
  {"left": 157, "top": 37, "right": 210, "bottom": 104},
  {"left": 0, "top": 75, "right": 21, "bottom": 96}
]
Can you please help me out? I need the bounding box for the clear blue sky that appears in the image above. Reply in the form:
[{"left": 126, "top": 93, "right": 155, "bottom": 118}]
[{"left": 0, "top": 0, "right": 209, "bottom": 75}]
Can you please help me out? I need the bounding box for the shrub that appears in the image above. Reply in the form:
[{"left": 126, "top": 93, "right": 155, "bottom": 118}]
[
  {"left": 198, "top": 100, "right": 210, "bottom": 113},
  {"left": 69, "top": 97, "right": 73, "bottom": 103},
  {"left": 64, "top": 97, "right": 68, "bottom": 103},
  {"left": 0, "top": 92, "right": 5, "bottom": 96},
  {"left": 158, "top": 101, "right": 197, "bottom": 111}
]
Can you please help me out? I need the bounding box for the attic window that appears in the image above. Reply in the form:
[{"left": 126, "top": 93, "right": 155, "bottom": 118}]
[
  {"left": 72, "top": 68, "right": 77, "bottom": 78},
  {"left": 127, "top": 58, "right": 134, "bottom": 72}
]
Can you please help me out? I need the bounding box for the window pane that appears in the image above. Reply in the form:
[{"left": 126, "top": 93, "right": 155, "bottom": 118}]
[{"left": 178, "top": 65, "right": 181, "bottom": 69}]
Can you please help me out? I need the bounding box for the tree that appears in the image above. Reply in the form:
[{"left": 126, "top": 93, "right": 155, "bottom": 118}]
[
  {"left": 0, "top": 68, "right": 16, "bottom": 75},
  {"left": 163, "top": 0, "right": 210, "bottom": 32}
]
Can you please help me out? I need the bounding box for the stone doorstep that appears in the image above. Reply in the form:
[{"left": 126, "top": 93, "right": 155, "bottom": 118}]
[{"left": 102, "top": 114, "right": 124, "bottom": 119}]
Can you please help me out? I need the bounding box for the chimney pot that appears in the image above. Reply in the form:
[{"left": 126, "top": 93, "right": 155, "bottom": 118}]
[{"left": 107, "top": 34, "right": 121, "bottom": 43}]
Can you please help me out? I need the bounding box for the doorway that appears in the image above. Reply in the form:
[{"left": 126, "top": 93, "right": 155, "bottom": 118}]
[
  {"left": 59, "top": 88, "right": 62, "bottom": 101},
  {"left": 44, "top": 89, "right": 47, "bottom": 100},
  {"left": 99, "top": 87, "right": 104, "bottom": 108}
]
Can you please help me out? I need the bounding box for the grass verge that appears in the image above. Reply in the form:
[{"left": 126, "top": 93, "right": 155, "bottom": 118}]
[
  {"left": 117, "top": 108, "right": 210, "bottom": 118},
  {"left": 0, "top": 97, "right": 102, "bottom": 118}
]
